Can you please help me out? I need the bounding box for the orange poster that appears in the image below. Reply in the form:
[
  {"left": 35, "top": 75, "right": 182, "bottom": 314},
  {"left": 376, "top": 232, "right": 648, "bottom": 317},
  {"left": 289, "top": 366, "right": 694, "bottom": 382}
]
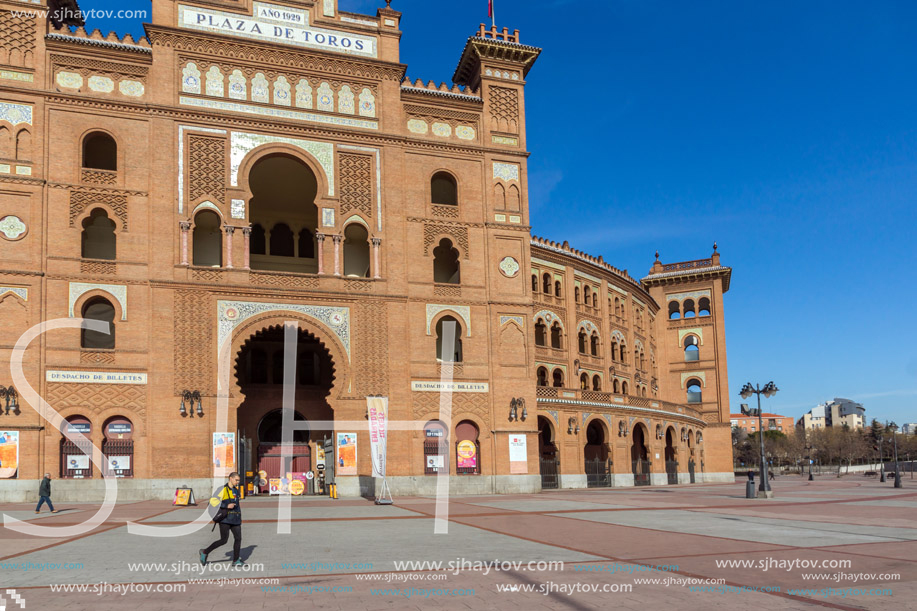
[
  {"left": 337, "top": 433, "right": 357, "bottom": 475},
  {"left": 212, "top": 432, "right": 236, "bottom": 476},
  {"left": 0, "top": 431, "right": 18, "bottom": 479}
]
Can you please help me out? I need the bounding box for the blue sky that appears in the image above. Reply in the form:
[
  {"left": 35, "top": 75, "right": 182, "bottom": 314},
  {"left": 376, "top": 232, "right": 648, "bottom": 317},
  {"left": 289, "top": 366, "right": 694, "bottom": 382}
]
[{"left": 81, "top": 0, "right": 917, "bottom": 424}]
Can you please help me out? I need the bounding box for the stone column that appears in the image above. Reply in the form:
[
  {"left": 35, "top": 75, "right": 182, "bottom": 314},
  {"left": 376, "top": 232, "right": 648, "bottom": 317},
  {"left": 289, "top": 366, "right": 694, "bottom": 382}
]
[
  {"left": 242, "top": 226, "right": 251, "bottom": 270},
  {"left": 224, "top": 226, "right": 235, "bottom": 269},
  {"left": 179, "top": 221, "right": 191, "bottom": 266},
  {"left": 371, "top": 237, "right": 382, "bottom": 279},
  {"left": 316, "top": 232, "right": 325, "bottom": 275},
  {"left": 332, "top": 234, "right": 342, "bottom": 276}
]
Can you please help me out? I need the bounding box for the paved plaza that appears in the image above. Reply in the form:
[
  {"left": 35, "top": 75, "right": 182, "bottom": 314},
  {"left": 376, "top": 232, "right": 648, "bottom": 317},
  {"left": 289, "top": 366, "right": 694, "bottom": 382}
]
[{"left": 1, "top": 477, "right": 913, "bottom": 610}]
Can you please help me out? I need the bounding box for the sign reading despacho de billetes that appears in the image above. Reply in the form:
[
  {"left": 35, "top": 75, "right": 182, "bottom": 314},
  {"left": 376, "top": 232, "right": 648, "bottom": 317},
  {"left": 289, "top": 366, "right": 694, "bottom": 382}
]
[
  {"left": 411, "top": 381, "right": 489, "bottom": 393},
  {"left": 177, "top": 2, "right": 377, "bottom": 58},
  {"left": 46, "top": 371, "right": 148, "bottom": 385}
]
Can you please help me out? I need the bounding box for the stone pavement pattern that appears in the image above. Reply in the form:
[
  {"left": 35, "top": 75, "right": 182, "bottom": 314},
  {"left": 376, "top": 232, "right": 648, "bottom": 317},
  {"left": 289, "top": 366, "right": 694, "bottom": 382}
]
[{"left": 1, "top": 477, "right": 914, "bottom": 610}]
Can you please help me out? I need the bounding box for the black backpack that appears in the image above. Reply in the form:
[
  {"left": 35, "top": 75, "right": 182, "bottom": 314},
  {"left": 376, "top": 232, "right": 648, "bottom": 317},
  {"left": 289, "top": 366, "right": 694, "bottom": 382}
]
[{"left": 207, "top": 485, "right": 230, "bottom": 530}]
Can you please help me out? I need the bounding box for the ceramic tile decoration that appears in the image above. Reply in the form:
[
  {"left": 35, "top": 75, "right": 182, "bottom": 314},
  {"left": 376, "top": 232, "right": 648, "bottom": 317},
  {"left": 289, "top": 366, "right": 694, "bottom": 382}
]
[
  {"left": 0, "top": 286, "right": 27, "bottom": 301},
  {"left": 273, "top": 75, "right": 291, "bottom": 106},
  {"left": 431, "top": 122, "right": 452, "bottom": 137},
  {"left": 493, "top": 162, "right": 520, "bottom": 181},
  {"left": 456, "top": 125, "right": 475, "bottom": 140},
  {"left": 218, "top": 300, "right": 351, "bottom": 360},
  {"left": 230, "top": 130, "right": 335, "bottom": 195},
  {"left": 425, "top": 304, "right": 471, "bottom": 336},
  {"left": 317, "top": 82, "right": 334, "bottom": 112},
  {"left": 88, "top": 75, "right": 115, "bottom": 93},
  {"left": 338, "top": 85, "right": 355, "bottom": 114},
  {"left": 205, "top": 65, "right": 224, "bottom": 97},
  {"left": 0, "top": 69, "right": 34, "bottom": 83},
  {"left": 492, "top": 135, "right": 518, "bottom": 146},
  {"left": 231, "top": 199, "right": 246, "bottom": 219},
  {"left": 251, "top": 73, "right": 269, "bottom": 103},
  {"left": 0, "top": 215, "right": 27, "bottom": 240},
  {"left": 69, "top": 282, "right": 128, "bottom": 320},
  {"left": 181, "top": 97, "right": 378, "bottom": 132},
  {"left": 228, "top": 70, "right": 247, "bottom": 100},
  {"left": 499, "top": 256, "right": 520, "bottom": 277},
  {"left": 182, "top": 62, "right": 201, "bottom": 94},
  {"left": 56, "top": 71, "right": 83, "bottom": 90},
  {"left": 407, "top": 119, "right": 428, "bottom": 134},
  {"left": 295, "top": 79, "right": 313, "bottom": 108},
  {"left": 15, "top": 166, "right": 31, "bottom": 175},
  {"left": 358, "top": 88, "right": 375, "bottom": 117},
  {"left": 322, "top": 207, "right": 335, "bottom": 227},
  {"left": 500, "top": 315, "right": 524, "bottom": 327},
  {"left": 119, "top": 80, "right": 145, "bottom": 97}
]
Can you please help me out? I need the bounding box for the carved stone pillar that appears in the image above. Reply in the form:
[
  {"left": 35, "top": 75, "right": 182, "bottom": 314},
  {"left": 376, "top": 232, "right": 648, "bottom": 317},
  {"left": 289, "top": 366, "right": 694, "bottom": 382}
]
[
  {"left": 224, "top": 225, "right": 235, "bottom": 269},
  {"left": 179, "top": 221, "right": 191, "bottom": 266},
  {"left": 316, "top": 232, "right": 325, "bottom": 275},
  {"left": 242, "top": 226, "right": 251, "bottom": 270},
  {"left": 371, "top": 237, "right": 381, "bottom": 279},
  {"left": 332, "top": 234, "right": 342, "bottom": 276}
]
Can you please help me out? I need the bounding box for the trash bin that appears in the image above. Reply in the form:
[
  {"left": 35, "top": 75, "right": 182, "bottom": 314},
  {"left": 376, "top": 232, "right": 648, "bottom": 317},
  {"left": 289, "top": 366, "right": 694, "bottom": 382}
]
[{"left": 746, "top": 471, "right": 756, "bottom": 499}]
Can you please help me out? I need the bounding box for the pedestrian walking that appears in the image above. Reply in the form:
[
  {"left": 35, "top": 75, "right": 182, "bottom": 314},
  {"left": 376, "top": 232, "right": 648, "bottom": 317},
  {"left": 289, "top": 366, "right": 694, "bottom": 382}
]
[
  {"left": 200, "top": 471, "right": 244, "bottom": 567},
  {"left": 35, "top": 473, "right": 59, "bottom": 514}
]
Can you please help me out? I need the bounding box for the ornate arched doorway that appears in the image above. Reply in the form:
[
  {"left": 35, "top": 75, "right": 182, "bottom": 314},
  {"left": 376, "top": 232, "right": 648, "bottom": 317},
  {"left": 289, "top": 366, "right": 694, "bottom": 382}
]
[
  {"left": 584, "top": 419, "right": 611, "bottom": 487},
  {"left": 234, "top": 324, "right": 336, "bottom": 494},
  {"left": 537, "top": 416, "right": 559, "bottom": 489},
  {"left": 631, "top": 423, "right": 650, "bottom": 486}
]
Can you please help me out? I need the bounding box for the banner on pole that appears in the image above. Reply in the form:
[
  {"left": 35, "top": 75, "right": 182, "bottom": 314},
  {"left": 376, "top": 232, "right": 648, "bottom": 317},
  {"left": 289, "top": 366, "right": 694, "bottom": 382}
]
[{"left": 367, "top": 397, "right": 389, "bottom": 478}]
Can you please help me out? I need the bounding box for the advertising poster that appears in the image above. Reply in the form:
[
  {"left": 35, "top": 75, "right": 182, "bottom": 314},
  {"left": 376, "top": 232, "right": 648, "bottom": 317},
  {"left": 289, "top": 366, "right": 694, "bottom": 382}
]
[
  {"left": 268, "top": 478, "right": 282, "bottom": 495},
  {"left": 509, "top": 434, "right": 528, "bottom": 474},
  {"left": 457, "top": 440, "right": 477, "bottom": 469},
  {"left": 212, "top": 433, "right": 236, "bottom": 475},
  {"left": 108, "top": 456, "right": 131, "bottom": 472},
  {"left": 67, "top": 455, "right": 90, "bottom": 470},
  {"left": 367, "top": 397, "right": 388, "bottom": 478},
  {"left": 0, "top": 431, "right": 19, "bottom": 478},
  {"left": 173, "top": 489, "right": 192, "bottom": 506},
  {"left": 336, "top": 432, "right": 357, "bottom": 475},
  {"left": 426, "top": 455, "right": 445, "bottom": 471},
  {"left": 316, "top": 446, "right": 325, "bottom": 468}
]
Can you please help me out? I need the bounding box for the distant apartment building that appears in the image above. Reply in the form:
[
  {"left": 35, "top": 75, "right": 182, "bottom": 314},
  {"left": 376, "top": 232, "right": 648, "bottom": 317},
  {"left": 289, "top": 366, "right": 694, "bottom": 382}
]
[
  {"left": 730, "top": 413, "right": 795, "bottom": 435},
  {"left": 796, "top": 398, "right": 866, "bottom": 430},
  {"left": 902, "top": 423, "right": 917, "bottom": 435}
]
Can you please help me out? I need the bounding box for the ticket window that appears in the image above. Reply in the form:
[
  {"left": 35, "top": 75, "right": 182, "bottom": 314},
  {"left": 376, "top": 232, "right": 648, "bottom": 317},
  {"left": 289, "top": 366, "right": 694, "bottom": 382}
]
[
  {"left": 455, "top": 420, "right": 481, "bottom": 475},
  {"left": 102, "top": 417, "right": 134, "bottom": 478},
  {"left": 60, "top": 416, "right": 93, "bottom": 479},
  {"left": 423, "top": 421, "right": 448, "bottom": 474}
]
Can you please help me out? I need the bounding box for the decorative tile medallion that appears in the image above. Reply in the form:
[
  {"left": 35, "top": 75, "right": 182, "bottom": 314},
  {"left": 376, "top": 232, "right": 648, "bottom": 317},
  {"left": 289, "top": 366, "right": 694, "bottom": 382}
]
[
  {"left": 0, "top": 215, "right": 27, "bottom": 240},
  {"left": 431, "top": 122, "right": 452, "bottom": 137},
  {"left": 499, "top": 256, "right": 520, "bottom": 278},
  {"left": 322, "top": 207, "right": 335, "bottom": 227},
  {"left": 407, "top": 119, "right": 428, "bottom": 134},
  {"left": 456, "top": 125, "right": 476, "bottom": 140},
  {"left": 88, "top": 75, "right": 115, "bottom": 93},
  {"left": 119, "top": 80, "right": 145, "bottom": 97},
  {"left": 231, "top": 199, "right": 246, "bottom": 219},
  {"left": 55, "top": 71, "right": 83, "bottom": 90}
]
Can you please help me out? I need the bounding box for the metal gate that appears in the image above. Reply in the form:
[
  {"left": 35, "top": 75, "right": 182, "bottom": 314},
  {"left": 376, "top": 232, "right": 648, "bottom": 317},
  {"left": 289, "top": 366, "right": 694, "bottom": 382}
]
[
  {"left": 666, "top": 460, "right": 679, "bottom": 485},
  {"left": 688, "top": 460, "right": 696, "bottom": 484},
  {"left": 540, "top": 456, "right": 559, "bottom": 490},
  {"left": 632, "top": 459, "right": 651, "bottom": 486},
  {"left": 257, "top": 444, "right": 311, "bottom": 493},
  {"left": 585, "top": 458, "right": 612, "bottom": 488}
]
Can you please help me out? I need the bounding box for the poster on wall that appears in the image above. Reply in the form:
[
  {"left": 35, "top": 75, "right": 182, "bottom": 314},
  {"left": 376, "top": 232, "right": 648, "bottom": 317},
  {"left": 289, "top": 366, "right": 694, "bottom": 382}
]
[
  {"left": 336, "top": 432, "right": 357, "bottom": 476},
  {"left": 426, "top": 455, "right": 445, "bottom": 471},
  {"left": 107, "top": 456, "right": 131, "bottom": 473},
  {"left": 367, "top": 397, "right": 388, "bottom": 479},
  {"left": 509, "top": 434, "right": 528, "bottom": 474},
  {"left": 0, "top": 431, "right": 19, "bottom": 478},
  {"left": 67, "top": 455, "right": 90, "bottom": 470},
  {"left": 212, "top": 433, "right": 236, "bottom": 476},
  {"left": 268, "top": 478, "right": 282, "bottom": 495},
  {"left": 457, "top": 440, "right": 477, "bottom": 470}
]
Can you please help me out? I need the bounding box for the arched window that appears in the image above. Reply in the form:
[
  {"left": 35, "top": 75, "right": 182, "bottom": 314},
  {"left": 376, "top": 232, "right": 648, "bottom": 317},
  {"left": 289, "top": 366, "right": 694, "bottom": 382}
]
[
  {"left": 580, "top": 372, "right": 588, "bottom": 390},
  {"left": 613, "top": 379, "right": 620, "bottom": 394},
  {"left": 536, "top": 367, "right": 548, "bottom": 387},
  {"left": 583, "top": 285, "right": 591, "bottom": 305},
  {"left": 250, "top": 224, "right": 266, "bottom": 255},
  {"left": 592, "top": 375, "right": 601, "bottom": 391},
  {"left": 431, "top": 171, "right": 458, "bottom": 205},
  {"left": 642, "top": 386, "right": 647, "bottom": 397},
  {"left": 622, "top": 381, "right": 629, "bottom": 395},
  {"left": 611, "top": 340, "right": 618, "bottom": 361},
  {"left": 620, "top": 343, "right": 626, "bottom": 364},
  {"left": 592, "top": 293, "right": 597, "bottom": 308},
  {"left": 698, "top": 297, "right": 711, "bottom": 316},
  {"left": 102, "top": 416, "right": 134, "bottom": 478},
  {"left": 574, "top": 286, "right": 580, "bottom": 302},
  {"left": 81, "top": 208, "right": 116, "bottom": 260},
  {"left": 550, "top": 322, "right": 562, "bottom": 349},
  {"left": 531, "top": 274, "right": 538, "bottom": 292},
  {"left": 435, "top": 315, "right": 463, "bottom": 363},
  {"left": 552, "top": 369, "right": 564, "bottom": 388},
  {"left": 578, "top": 330, "right": 587, "bottom": 354},
  {"left": 534, "top": 319, "right": 547, "bottom": 346},
  {"left": 683, "top": 299, "right": 696, "bottom": 318},
  {"left": 433, "top": 238, "right": 460, "bottom": 284},
  {"left": 298, "top": 228, "right": 315, "bottom": 259},
  {"left": 542, "top": 273, "right": 551, "bottom": 295},
  {"left": 342, "top": 224, "right": 370, "bottom": 277},
  {"left": 590, "top": 332, "right": 599, "bottom": 356},
  {"left": 82, "top": 132, "right": 117, "bottom": 170},
  {"left": 684, "top": 336, "right": 699, "bottom": 362},
  {"left": 423, "top": 420, "right": 448, "bottom": 474},
  {"left": 269, "top": 223, "right": 294, "bottom": 257},
  {"left": 555, "top": 280, "right": 562, "bottom": 297},
  {"left": 614, "top": 297, "right": 621, "bottom": 317},
  {"left": 639, "top": 351, "right": 646, "bottom": 369},
  {"left": 668, "top": 301, "right": 681, "bottom": 320},
  {"left": 686, "top": 379, "right": 702, "bottom": 403},
  {"left": 81, "top": 297, "right": 115, "bottom": 349},
  {"left": 192, "top": 210, "right": 222, "bottom": 267}
]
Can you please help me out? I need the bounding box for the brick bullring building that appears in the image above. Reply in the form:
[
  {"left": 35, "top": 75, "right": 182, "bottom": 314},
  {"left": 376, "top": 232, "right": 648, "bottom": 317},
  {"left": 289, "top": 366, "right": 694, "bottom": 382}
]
[{"left": 0, "top": 0, "right": 734, "bottom": 500}]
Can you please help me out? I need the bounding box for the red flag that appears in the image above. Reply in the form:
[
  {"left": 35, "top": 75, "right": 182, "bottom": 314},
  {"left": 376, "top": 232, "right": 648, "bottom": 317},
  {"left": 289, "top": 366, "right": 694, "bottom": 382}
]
[{"left": 488, "top": 0, "right": 493, "bottom": 18}]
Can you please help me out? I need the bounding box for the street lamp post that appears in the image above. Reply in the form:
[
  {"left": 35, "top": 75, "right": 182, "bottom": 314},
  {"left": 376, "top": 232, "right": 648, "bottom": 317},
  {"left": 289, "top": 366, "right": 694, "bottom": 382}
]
[
  {"left": 878, "top": 431, "right": 886, "bottom": 483},
  {"left": 805, "top": 443, "right": 814, "bottom": 481},
  {"left": 740, "top": 381, "right": 778, "bottom": 499},
  {"left": 889, "top": 422, "right": 902, "bottom": 489}
]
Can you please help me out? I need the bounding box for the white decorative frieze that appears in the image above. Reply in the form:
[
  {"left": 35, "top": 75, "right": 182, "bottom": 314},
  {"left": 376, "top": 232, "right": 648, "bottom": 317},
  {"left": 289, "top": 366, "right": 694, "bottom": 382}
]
[
  {"left": 493, "top": 162, "right": 519, "bottom": 182},
  {"left": 230, "top": 131, "right": 334, "bottom": 195},
  {"left": 425, "top": 304, "right": 471, "bottom": 337},
  {"left": 0, "top": 286, "right": 27, "bottom": 301},
  {"left": 68, "top": 283, "right": 128, "bottom": 320},
  {"left": 0, "top": 102, "right": 32, "bottom": 125}
]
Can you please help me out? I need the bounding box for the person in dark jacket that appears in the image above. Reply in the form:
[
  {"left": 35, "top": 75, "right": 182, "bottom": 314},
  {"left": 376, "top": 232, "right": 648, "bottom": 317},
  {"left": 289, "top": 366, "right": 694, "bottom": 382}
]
[
  {"left": 200, "top": 472, "right": 244, "bottom": 566},
  {"left": 35, "top": 473, "right": 59, "bottom": 514}
]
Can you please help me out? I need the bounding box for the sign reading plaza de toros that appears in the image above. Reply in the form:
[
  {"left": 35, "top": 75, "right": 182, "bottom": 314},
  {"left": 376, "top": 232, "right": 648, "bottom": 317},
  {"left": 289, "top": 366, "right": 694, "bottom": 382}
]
[{"left": 46, "top": 371, "right": 148, "bottom": 385}]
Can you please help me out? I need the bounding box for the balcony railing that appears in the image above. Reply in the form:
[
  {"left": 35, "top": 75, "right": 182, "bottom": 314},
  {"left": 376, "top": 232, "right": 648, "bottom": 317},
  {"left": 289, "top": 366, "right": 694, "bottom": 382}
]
[
  {"left": 535, "top": 386, "right": 702, "bottom": 420},
  {"left": 662, "top": 259, "right": 714, "bottom": 272}
]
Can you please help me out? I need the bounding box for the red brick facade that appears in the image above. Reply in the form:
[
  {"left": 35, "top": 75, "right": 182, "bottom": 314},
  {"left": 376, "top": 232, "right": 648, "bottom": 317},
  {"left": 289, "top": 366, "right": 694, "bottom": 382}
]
[{"left": 0, "top": 0, "right": 734, "bottom": 498}]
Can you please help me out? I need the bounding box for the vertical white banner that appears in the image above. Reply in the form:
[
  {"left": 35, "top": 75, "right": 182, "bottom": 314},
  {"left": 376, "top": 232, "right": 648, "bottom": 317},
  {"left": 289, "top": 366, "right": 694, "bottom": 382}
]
[{"left": 367, "top": 396, "right": 388, "bottom": 478}]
